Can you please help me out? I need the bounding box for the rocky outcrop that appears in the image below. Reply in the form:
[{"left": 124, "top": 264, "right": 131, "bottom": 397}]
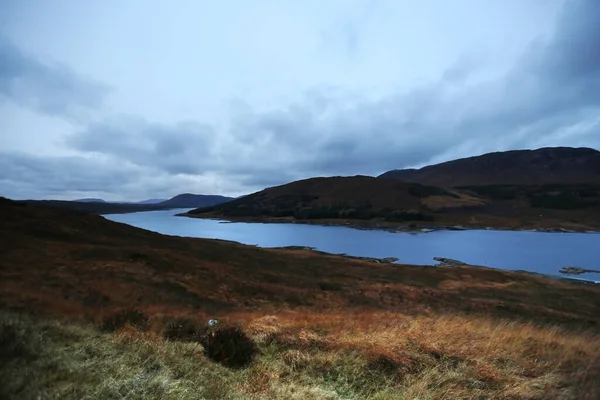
[
  {"left": 433, "top": 257, "right": 467, "bottom": 266},
  {"left": 559, "top": 266, "right": 600, "bottom": 275}
]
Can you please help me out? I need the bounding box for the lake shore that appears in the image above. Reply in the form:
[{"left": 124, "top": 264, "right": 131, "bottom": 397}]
[
  {"left": 177, "top": 212, "right": 600, "bottom": 234},
  {"left": 265, "top": 245, "right": 600, "bottom": 286}
]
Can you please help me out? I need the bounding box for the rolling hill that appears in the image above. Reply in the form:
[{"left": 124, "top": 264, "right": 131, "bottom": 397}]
[{"left": 379, "top": 147, "right": 600, "bottom": 187}]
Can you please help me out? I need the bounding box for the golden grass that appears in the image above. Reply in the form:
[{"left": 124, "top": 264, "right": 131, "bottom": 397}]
[{"left": 2, "top": 309, "right": 598, "bottom": 400}]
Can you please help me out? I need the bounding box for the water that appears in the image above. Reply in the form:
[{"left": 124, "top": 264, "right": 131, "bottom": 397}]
[{"left": 104, "top": 208, "right": 600, "bottom": 281}]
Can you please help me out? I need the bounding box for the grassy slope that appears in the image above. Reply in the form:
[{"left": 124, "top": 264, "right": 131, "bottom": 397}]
[
  {"left": 2, "top": 197, "right": 600, "bottom": 399},
  {"left": 185, "top": 176, "right": 600, "bottom": 231}
]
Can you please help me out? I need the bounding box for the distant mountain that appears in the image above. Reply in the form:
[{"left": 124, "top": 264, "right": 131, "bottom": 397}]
[
  {"left": 18, "top": 193, "right": 234, "bottom": 215},
  {"left": 19, "top": 200, "right": 169, "bottom": 214},
  {"left": 379, "top": 147, "right": 600, "bottom": 187},
  {"left": 74, "top": 198, "right": 107, "bottom": 203},
  {"left": 157, "top": 193, "right": 235, "bottom": 208},
  {"left": 135, "top": 198, "right": 167, "bottom": 204}
]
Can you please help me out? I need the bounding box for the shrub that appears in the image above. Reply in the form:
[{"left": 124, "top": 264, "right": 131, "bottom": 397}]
[
  {"left": 199, "top": 325, "right": 258, "bottom": 369},
  {"left": 163, "top": 316, "right": 201, "bottom": 342},
  {"left": 100, "top": 309, "right": 149, "bottom": 333}
]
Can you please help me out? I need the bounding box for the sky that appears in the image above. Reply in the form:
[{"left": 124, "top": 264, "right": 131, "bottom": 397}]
[{"left": 1, "top": 0, "right": 599, "bottom": 201}]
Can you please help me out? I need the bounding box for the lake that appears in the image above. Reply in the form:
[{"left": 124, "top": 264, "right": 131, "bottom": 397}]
[{"left": 104, "top": 208, "right": 600, "bottom": 282}]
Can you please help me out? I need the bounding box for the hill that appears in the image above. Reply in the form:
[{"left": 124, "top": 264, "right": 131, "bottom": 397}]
[
  {"left": 185, "top": 175, "right": 464, "bottom": 222},
  {"left": 379, "top": 147, "right": 600, "bottom": 187},
  {"left": 1, "top": 197, "right": 600, "bottom": 398},
  {"left": 184, "top": 175, "right": 600, "bottom": 231}
]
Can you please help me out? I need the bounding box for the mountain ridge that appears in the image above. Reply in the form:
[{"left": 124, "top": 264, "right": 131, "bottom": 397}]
[{"left": 379, "top": 147, "right": 600, "bottom": 187}]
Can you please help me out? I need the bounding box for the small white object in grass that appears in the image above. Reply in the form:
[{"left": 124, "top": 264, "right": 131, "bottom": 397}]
[{"left": 208, "top": 319, "right": 218, "bottom": 327}]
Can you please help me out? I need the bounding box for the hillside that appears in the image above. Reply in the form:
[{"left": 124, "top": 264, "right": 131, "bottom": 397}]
[
  {"left": 186, "top": 175, "right": 468, "bottom": 221},
  {"left": 1, "top": 197, "right": 600, "bottom": 399},
  {"left": 19, "top": 193, "right": 234, "bottom": 214},
  {"left": 379, "top": 147, "right": 600, "bottom": 187},
  {"left": 185, "top": 175, "right": 600, "bottom": 231}
]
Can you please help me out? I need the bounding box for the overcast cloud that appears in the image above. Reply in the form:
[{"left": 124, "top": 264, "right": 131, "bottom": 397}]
[{"left": 1, "top": 0, "right": 599, "bottom": 201}]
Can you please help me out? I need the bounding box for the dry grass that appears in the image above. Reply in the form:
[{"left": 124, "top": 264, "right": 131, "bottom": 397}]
[{"left": 2, "top": 309, "right": 598, "bottom": 400}]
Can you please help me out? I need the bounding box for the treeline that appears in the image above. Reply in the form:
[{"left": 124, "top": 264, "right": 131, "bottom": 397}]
[{"left": 191, "top": 196, "right": 433, "bottom": 222}]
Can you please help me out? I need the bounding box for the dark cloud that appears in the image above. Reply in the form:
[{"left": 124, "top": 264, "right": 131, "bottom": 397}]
[
  {"left": 0, "top": 36, "right": 109, "bottom": 120},
  {"left": 231, "top": 0, "right": 600, "bottom": 179}
]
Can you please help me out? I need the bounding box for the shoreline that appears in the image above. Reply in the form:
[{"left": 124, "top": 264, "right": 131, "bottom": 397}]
[
  {"left": 269, "top": 245, "right": 600, "bottom": 286},
  {"left": 176, "top": 212, "right": 600, "bottom": 234}
]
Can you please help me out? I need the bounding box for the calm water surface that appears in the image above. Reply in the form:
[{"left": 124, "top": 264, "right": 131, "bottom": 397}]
[{"left": 104, "top": 208, "right": 600, "bottom": 281}]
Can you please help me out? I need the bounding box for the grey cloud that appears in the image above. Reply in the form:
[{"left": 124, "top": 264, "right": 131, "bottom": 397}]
[
  {"left": 229, "top": 0, "right": 600, "bottom": 180},
  {"left": 47, "top": 0, "right": 600, "bottom": 197},
  {"left": 0, "top": 37, "right": 109, "bottom": 120},
  {"left": 66, "top": 116, "right": 216, "bottom": 175},
  {"left": 0, "top": 152, "right": 146, "bottom": 199},
  {"left": 0, "top": 151, "right": 246, "bottom": 201}
]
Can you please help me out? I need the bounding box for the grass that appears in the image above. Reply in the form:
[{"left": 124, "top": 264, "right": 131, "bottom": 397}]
[{"left": 1, "top": 309, "right": 599, "bottom": 399}]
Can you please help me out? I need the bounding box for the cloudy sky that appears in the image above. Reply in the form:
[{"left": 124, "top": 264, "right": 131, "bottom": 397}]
[{"left": 1, "top": 0, "right": 599, "bottom": 200}]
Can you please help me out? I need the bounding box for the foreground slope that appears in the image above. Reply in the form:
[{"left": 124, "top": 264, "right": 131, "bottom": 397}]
[
  {"left": 4, "top": 196, "right": 600, "bottom": 323},
  {"left": 184, "top": 175, "right": 600, "bottom": 231},
  {"left": 379, "top": 147, "right": 600, "bottom": 187},
  {"left": 2, "top": 198, "right": 600, "bottom": 399}
]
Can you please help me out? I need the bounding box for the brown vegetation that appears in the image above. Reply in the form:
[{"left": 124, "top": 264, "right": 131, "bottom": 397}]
[{"left": 1, "top": 197, "right": 600, "bottom": 398}]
